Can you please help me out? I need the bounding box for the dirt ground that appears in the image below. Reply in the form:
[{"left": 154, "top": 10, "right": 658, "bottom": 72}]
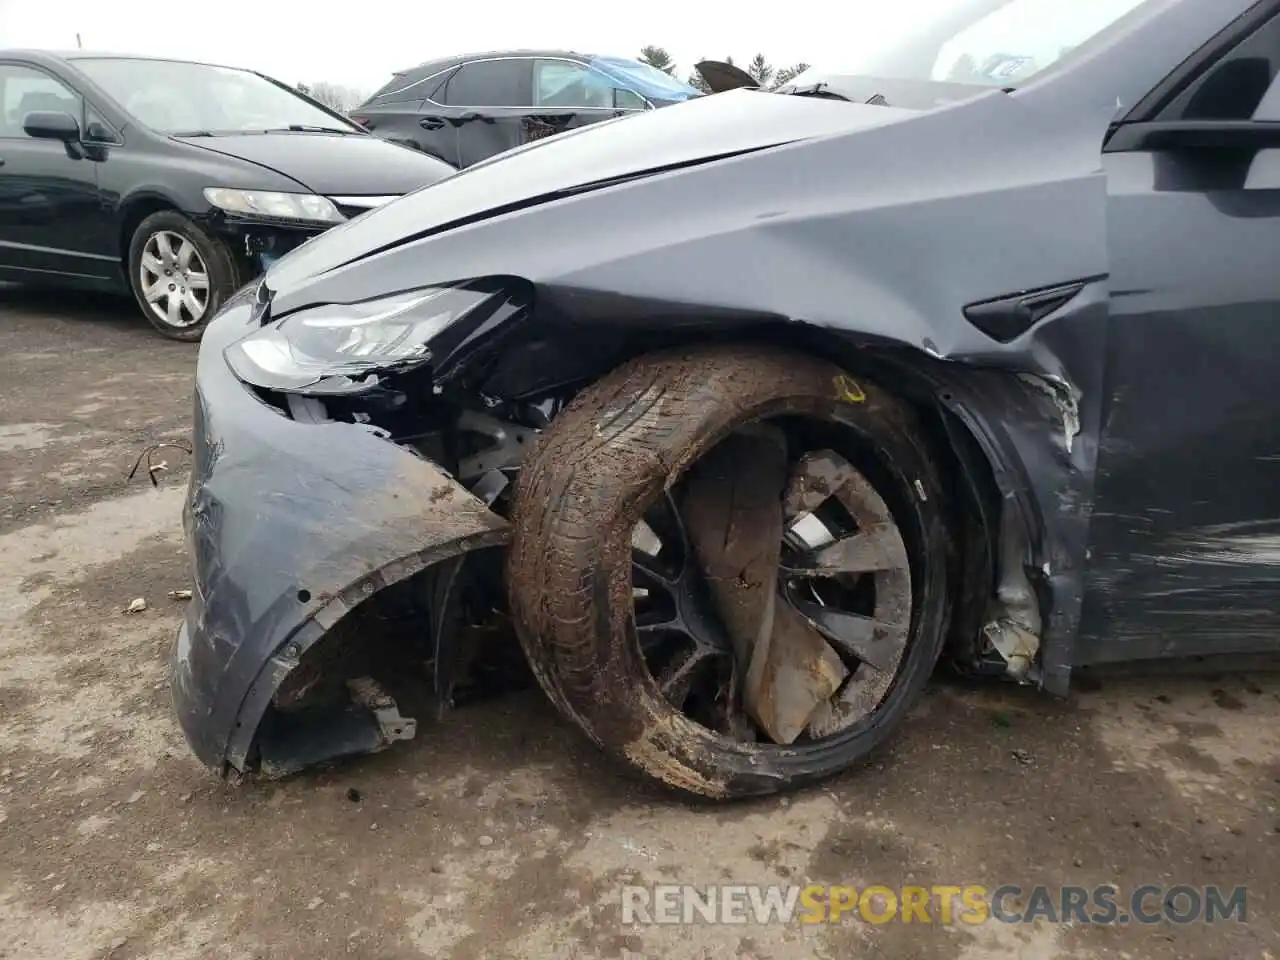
[{"left": 1, "top": 286, "right": 1279, "bottom": 960}]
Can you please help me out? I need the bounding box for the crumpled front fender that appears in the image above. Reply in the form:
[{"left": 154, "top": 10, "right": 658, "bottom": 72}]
[{"left": 171, "top": 291, "right": 509, "bottom": 775}]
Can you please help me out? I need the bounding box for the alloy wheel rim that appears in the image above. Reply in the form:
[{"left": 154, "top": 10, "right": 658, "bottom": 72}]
[
  {"left": 139, "top": 230, "right": 210, "bottom": 328},
  {"left": 631, "top": 433, "right": 913, "bottom": 745}
]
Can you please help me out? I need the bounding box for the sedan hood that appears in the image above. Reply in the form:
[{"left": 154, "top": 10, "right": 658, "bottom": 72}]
[
  {"left": 174, "top": 131, "right": 454, "bottom": 195},
  {"left": 264, "top": 89, "right": 914, "bottom": 293}
]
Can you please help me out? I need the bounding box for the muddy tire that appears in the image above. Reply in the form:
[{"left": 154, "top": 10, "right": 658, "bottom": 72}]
[
  {"left": 127, "top": 211, "right": 238, "bottom": 342},
  {"left": 506, "top": 343, "right": 951, "bottom": 800}
]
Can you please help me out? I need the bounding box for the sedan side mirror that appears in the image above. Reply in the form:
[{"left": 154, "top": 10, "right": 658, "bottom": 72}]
[{"left": 23, "top": 110, "right": 81, "bottom": 142}]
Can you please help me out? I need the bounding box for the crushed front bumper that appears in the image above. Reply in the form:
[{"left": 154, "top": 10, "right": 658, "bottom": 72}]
[
  {"left": 212, "top": 216, "right": 330, "bottom": 280},
  {"left": 171, "top": 287, "right": 509, "bottom": 776}
]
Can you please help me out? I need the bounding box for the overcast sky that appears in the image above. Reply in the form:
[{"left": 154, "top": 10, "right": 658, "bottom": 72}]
[{"left": 0, "top": 0, "right": 957, "bottom": 93}]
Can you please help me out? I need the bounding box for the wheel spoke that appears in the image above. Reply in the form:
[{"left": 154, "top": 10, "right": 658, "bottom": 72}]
[
  {"left": 790, "top": 597, "right": 907, "bottom": 673},
  {"left": 176, "top": 238, "right": 195, "bottom": 269},
  {"left": 632, "top": 548, "right": 678, "bottom": 590},
  {"left": 635, "top": 617, "right": 678, "bottom": 638},
  {"left": 655, "top": 640, "right": 721, "bottom": 707},
  {"left": 186, "top": 271, "right": 209, "bottom": 292},
  {"left": 807, "top": 662, "right": 898, "bottom": 740},
  {"left": 154, "top": 232, "right": 174, "bottom": 260},
  {"left": 784, "top": 448, "right": 860, "bottom": 519},
  {"left": 181, "top": 289, "right": 204, "bottom": 318},
  {"left": 140, "top": 252, "right": 163, "bottom": 275},
  {"left": 781, "top": 524, "right": 908, "bottom": 577},
  {"left": 787, "top": 449, "right": 899, "bottom": 531},
  {"left": 165, "top": 292, "right": 183, "bottom": 326},
  {"left": 642, "top": 488, "right": 693, "bottom": 573},
  {"left": 143, "top": 281, "right": 165, "bottom": 303}
]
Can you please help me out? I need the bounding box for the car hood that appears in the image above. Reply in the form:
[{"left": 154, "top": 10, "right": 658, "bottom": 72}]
[
  {"left": 264, "top": 89, "right": 915, "bottom": 294},
  {"left": 174, "top": 131, "right": 455, "bottom": 195},
  {"left": 695, "top": 60, "right": 761, "bottom": 93}
]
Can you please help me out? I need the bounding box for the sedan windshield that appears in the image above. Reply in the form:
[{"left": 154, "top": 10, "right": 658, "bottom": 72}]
[
  {"left": 72, "top": 57, "right": 363, "bottom": 135},
  {"left": 803, "top": 0, "right": 1156, "bottom": 88}
]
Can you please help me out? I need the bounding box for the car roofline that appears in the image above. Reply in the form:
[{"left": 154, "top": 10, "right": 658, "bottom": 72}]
[
  {"left": 0, "top": 48, "right": 256, "bottom": 73},
  {"left": 388, "top": 48, "right": 627, "bottom": 79}
]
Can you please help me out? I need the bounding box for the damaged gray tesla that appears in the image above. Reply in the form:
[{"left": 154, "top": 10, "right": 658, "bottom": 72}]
[{"left": 172, "top": 0, "right": 1280, "bottom": 799}]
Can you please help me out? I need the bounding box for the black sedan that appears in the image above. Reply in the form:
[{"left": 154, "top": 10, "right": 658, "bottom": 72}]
[
  {"left": 0, "top": 51, "right": 454, "bottom": 339},
  {"left": 352, "top": 49, "right": 705, "bottom": 169},
  {"left": 174, "top": 0, "right": 1280, "bottom": 798}
]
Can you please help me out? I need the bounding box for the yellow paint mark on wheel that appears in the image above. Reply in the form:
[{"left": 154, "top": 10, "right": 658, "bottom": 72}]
[{"left": 833, "top": 374, "right": 866, "bottom": 404}]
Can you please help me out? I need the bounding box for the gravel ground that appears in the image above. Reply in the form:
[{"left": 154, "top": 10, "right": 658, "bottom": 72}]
[{"left": 1, "top": 285, "right": 1278, "bottom": 960}]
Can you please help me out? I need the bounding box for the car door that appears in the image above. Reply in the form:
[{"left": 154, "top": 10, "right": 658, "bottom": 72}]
[
  {"left": 0, "top": 61, "right": 113, "bottom": 282},
  {"left": 1077, "top": 8, "right": 1280, "bottom": 664},
  {"left": 355, "top": 96, "right": 435, "bottom": 158},
  {"left": 426, "top": 58, "right": 533, "bottom": 168},
  {"left": 527, "top": 58, "right": 647, "bottom": 145},
  {"left": 352, "top": 70, "right": 456, "bottom": 165}
]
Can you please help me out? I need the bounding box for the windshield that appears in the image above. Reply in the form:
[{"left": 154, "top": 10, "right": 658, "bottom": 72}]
[
  {"left": 71, "top": 57, "right": 363, "bottom": 134},
  {"left": 799, "top": 0, "right": 1155, "bottom": 88},
  {"left": 590, "top": 56, "right": 702, "bottom": 101}
]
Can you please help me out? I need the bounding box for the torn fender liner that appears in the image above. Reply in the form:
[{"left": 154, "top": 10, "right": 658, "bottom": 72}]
[{"left": 170, "top": 294, "right": 509, "bottom": 775}]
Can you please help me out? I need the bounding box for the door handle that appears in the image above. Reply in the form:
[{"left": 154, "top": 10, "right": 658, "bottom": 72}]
[
  {"left": 0, "top": 158, "right": 6, "bottom": 167},
  {"left": 419, "top": 116, "right": 446, "bottom": 130}
]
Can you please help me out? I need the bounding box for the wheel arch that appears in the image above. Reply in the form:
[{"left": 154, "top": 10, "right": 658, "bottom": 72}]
[
  {"left": 733, "top": 322, "right": 1013, "bottom": 679},
  {"left": 120, "top": 199, "right": 245, "bottom": 339},
  {"left": 116, "top": 190, "right": 183, "bottom": 275},
  {"left": 450, "top": 313, "right": 1030, "bottom": 681},
  {"left": 717, "top": 325, "right": 1061, "bottom": 691}
]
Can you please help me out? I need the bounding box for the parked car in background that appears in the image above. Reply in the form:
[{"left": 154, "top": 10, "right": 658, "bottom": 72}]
[
  {"left": 0, "top": 51, "right": 455, "bottom": 339},
  {"left": 352, "top": 50, "right": 705, "bottom": 169}
]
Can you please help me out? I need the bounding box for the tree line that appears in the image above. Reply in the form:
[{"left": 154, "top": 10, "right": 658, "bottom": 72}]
[
  {"left": 295, "top": 81, "right": 366, "bottom": 113},
  {"left": 294, "top": 48, "right": 812, "bottom": 114},
  {"left": 637, "top": 46, "right": 810, "bottom": 91}
]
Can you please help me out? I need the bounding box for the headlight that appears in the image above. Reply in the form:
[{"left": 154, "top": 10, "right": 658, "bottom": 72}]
[
  {"left": 203, "top": 187, "right": 343, "bottom": 224},
  {"left": 223, "top": 284, "right": 514, "bottom": 394}
]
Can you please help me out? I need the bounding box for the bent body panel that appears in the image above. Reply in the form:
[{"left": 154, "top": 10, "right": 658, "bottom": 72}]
[
  {"left": 173, "top": 0, "right": 1280, "bottom": 783},
  {"left": 249, "top": 87, "right": 1120, "bottom": 687},
  {"left": 172, "top": 289, "right": 508, "bottom": 772},
  {"left": 1076, "top": 147, "right": 1280, "bottom": 663}
]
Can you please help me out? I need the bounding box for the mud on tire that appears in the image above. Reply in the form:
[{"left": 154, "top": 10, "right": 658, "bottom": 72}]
[{"left": 506, "top": 343, "right": 952, "bottom": 800}]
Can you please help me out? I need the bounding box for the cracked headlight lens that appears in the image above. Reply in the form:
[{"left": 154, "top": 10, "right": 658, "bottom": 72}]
[{"left": 223, "top": 284, "right": 504, "bottom": 394}]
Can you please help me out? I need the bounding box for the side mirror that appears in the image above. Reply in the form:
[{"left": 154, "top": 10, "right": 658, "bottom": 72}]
[
  {"left": 1106, "top": 119, "right": 1280, "bottom": 153},
  {"left": 23, "top": 110, "right": 81, "bottom": 142}
]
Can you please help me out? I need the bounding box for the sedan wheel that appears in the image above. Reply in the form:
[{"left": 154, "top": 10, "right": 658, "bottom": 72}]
[
  {"left": 127, "top": 210, "right": 238, "bottom": 341},
  {"left": 139, "top": 230, "right": 210, "bottom": 330}
]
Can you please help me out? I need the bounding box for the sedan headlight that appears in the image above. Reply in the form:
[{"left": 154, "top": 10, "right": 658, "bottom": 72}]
[
  {"left": 204, "top": 187, "right": 343, "bottom": 224},
  {"left": 223, "top": 284, "right": 514, "bottom": 394}
]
